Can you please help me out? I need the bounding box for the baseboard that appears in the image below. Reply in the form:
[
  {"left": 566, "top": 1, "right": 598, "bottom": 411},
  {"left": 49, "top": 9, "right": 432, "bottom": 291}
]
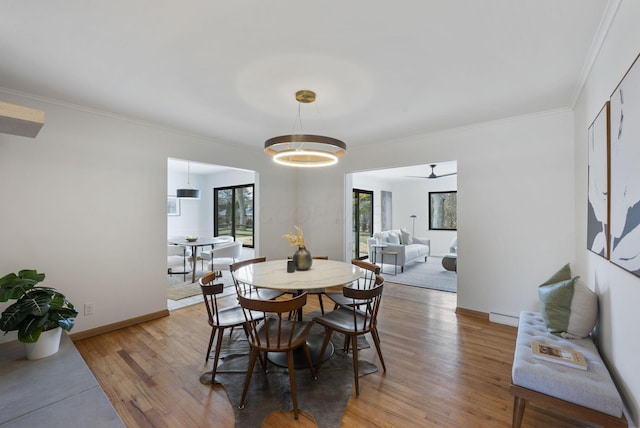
[
  {"left": 489, "top": 312, "right": 519, "bottom": 326},
  {"left": 455, "top": 307, "right": 489, "bottom": 320},
  {"left": 69, "top": 309, "right": 170, "bottom": 341}
]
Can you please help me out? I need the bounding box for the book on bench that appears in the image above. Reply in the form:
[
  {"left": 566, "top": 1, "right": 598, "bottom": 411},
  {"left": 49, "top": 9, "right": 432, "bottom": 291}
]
[{"left": 531, "top": 341, "right": 588, "bottom": 370}]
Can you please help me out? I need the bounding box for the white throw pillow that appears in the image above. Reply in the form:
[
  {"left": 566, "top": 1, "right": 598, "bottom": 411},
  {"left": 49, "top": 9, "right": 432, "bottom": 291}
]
[
  {"left": 562, "top": 279, "right": 598, "bottom": 339},
  {"left": 400, "top": 229, "right": 413, "bottom": 245},
  {"left": 387, "top": 232, "right": 400, "bottom": 245}
]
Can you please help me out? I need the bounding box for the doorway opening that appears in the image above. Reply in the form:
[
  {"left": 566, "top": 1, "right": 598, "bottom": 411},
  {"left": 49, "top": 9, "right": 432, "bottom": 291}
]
[{"left": 347, "top": 161, "right": 458, "bottom": 295}]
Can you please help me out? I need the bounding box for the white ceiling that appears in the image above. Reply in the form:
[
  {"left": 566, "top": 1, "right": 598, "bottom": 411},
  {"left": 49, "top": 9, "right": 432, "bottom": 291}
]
[{"left": 1, "top": 1, "right": 610, "bottom": 150}]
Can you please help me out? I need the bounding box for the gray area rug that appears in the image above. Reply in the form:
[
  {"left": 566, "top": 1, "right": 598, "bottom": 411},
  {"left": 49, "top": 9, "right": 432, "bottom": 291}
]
[
  {"left": 200, "top": 321, "right": 377, "bottom": 427},
  {"left": 167, "top": 262, "right": 236, "bottom": 300},
  {"left": 379, "top": 255, "right": 457, "bottom": 292}
]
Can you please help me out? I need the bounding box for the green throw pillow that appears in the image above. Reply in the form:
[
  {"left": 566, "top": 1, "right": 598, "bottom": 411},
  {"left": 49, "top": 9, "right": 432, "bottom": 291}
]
[{"left": 538, "top": 264, "right": 598, "bottom": 339}]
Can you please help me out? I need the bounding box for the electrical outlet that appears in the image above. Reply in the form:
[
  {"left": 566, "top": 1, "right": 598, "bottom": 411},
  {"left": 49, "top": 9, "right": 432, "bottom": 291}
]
[{"left": 84, "top": 303, "right": 95, "bottom": 316}]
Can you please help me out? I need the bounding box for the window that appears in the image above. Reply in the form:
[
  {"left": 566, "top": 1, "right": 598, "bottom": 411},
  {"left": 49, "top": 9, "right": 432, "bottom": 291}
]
[
  {"left": 352, "top": 189, "right": 373, "bottom": 259},
  {"left": 214, "top": 184, "right": 254, "bottom": 247}
]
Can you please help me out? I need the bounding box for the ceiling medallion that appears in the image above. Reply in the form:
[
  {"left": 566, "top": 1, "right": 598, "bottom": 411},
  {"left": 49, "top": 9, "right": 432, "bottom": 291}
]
[{"left": 264, "top": 90, "right": 346, "bottom": 168}]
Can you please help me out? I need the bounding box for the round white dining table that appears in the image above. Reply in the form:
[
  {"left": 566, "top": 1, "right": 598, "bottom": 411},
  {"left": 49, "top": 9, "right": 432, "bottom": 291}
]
[
  {"left": 232, "top": 259, "right": 364, "bottom": 368},
  {"left": 168, "top": 237, "right": 231, "bottom": 283},
  {"left": 232, "top": 259, "right": 363, "bottom": 292}
]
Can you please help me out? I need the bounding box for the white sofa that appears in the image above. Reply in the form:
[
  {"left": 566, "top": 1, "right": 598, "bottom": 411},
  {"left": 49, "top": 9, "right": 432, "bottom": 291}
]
[{"left": 367, "top": 229, "right": 430, "bottom": 272}]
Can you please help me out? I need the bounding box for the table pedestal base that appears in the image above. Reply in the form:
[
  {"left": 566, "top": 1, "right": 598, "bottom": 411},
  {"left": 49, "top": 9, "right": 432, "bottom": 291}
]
[{"left": 267, "top": 332, "right": 334, "bottom": 369}]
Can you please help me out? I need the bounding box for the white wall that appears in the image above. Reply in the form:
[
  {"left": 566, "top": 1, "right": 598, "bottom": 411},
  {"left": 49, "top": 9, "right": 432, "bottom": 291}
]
[
  {"left": 299, "top": 109, "right": 575, "bottom": 320},
  {"left": 573, "top": 0, "right": 640, "bottom": 423},
  {"left": 0, "top": 92, "right": 294, "bottom": 342}
]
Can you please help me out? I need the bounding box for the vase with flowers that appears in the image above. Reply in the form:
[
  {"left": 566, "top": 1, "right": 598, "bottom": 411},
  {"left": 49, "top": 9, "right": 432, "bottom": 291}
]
[{"left": 283, "top": 226, "right": 312, "bottom": 271}]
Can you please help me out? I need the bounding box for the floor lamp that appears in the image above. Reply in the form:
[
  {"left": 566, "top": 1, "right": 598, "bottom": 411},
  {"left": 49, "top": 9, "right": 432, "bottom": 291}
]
[{"left": 410, "top": 214, "right": 417, "bottom": 236}]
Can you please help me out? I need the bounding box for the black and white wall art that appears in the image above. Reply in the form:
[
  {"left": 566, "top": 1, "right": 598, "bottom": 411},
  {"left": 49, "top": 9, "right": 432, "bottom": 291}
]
[
  {"left": 610, "top": 53, "right": 640, "bottom": 276},
  {"left": 587, "top": 102, "right": 609, "bottom": 259}
]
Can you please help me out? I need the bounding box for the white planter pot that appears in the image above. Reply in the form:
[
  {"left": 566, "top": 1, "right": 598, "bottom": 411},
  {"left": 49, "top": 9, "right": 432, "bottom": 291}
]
[{"left": 24, "top": 327, "right": 62, "bottom": 360}]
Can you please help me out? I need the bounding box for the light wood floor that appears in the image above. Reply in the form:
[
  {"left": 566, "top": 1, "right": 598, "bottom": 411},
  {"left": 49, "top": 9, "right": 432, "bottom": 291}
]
[{"left": 75, "top": 283, "right": 586, "bottom": 427}]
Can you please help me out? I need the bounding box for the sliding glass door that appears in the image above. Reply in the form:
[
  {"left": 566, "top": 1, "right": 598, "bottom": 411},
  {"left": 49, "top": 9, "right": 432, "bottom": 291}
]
[
  {"left": 352, "top": 189, "right": 373, "bottom": 260},
  {"left": 214, "top": 184, "right": 254, "bottom": 247}
]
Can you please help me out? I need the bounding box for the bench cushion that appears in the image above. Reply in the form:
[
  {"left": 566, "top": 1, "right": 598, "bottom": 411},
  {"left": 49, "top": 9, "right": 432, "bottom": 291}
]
[{"left": 512, "top": 311, "right": 623, "bottom": 417}]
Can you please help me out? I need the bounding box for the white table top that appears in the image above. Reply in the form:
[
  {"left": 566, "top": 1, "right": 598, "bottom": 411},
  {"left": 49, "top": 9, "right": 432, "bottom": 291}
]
[
  {"left": 168, "top": 237, "right": 229, "bottom": 247},
  {"left": 233, "top": 259, "right": 363, "bottom": 291}
]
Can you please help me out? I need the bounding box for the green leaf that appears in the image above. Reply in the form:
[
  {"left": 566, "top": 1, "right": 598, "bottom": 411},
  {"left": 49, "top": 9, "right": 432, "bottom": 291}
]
[
  {"left": 50, "top": 293, "right": 65, "bottom": 309},
  {"left": 19, "top": 324, "right": 42, "bottom": 343},
  {"left": 0, "top": 270, "right": 45, "bottom": 302},
  {"left": 20, "top": 290, "right": 53, "bottom": 316},
  {"left": 57, "top": 318, "right": 75, "bottom": 331},
  {"left": 0, "top": 273, "right": 18, "bottom": 287},
  {"left": 0, "top": 304, "right": 30, "bottom": 331},
  {"left": 17, "top": 270, "right": 46, "bottom": 283}
]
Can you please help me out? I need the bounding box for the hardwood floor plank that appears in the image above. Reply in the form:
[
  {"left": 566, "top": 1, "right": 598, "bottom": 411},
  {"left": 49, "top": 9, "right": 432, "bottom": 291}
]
[{"left": 75, "top": 282, "right": 588, "bottom": 427}]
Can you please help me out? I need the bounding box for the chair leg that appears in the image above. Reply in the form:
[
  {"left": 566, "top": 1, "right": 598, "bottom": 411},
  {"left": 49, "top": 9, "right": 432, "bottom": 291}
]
[
  {"left": 301, "top": 342, "right": 317, "bottom": 380},
  {"left": 315, "top": 328, "right": 333, "bottom": 368},
  {"left": 257, "top": 351, "right": 267, "bottom": 372},
  {"left": 351, "top": 335, "right": 360, "bottom": 396},
  {"left": 286, "top": 351, "right": 299, "bottom": 420},
  {"left": 206, "top": 328, "right": 216, "bottom": 362},
  {"left": 370, "top": 327, "right": 386, "bottom": 372},
  {"left": 238, "top": 348, "right": 260, "bottom": 410},
  {"left": 317, "top": 294, "right": 325, "bottom": 314},
  {"left": 211, "top": 328, "right": 225, "bottom": 384}
]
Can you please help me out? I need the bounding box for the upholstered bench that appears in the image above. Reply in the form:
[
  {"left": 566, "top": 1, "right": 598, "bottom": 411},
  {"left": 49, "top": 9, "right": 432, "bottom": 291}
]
[{"left": 510, "top": 311, "right": 626, "bottom": 427}]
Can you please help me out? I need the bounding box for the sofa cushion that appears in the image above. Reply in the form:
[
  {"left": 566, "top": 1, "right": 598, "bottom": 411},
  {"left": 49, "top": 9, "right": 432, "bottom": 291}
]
[
  {"left": 538, "top": 264, "right": 598, "bottom": 339},
  {"left": 404, "top": 243, "right": 428, "bottom": 261},
  {"left": 400, "top": 229, "right": 413, "bottom": 245},
  {"left": 386, "top": 231, "right": 401, "bottom": 244}
]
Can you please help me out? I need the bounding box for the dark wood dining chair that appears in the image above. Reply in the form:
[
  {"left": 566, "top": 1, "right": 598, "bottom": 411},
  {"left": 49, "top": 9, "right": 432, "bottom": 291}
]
[
  {"left": 230, "top": 257, "right": 286, "bottom": 301},
  {"left": 199, "top": 271, "right": 252, "bottom": 384},
  {"left": 325, "top": 259, "right": 380, "bottom": 310},
  {"left": 237, "top": 292, "right": 317, "bottom": 420},
  {"left": 313, "top": 274, "right": 385, "bottom": 396}
]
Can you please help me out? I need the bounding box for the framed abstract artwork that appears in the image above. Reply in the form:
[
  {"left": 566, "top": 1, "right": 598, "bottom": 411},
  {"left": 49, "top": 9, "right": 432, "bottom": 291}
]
[
  {"left": 609, "top": 53, "right": 640, "bottom": 276},
  {"left": 429, "top": 191, "right": 457, "bottom": 230},
  {"left": 587, "top": 102, "right": 609, "bottom": 259}
]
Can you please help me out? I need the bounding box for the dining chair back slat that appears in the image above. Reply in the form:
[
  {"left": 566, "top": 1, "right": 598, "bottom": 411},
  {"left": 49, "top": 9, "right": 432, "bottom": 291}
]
[
  {"left": 326, "top": 259, "right": 380, "bottom": 310},
  {"left": 230, "top": 257, "right": 286, "bottom": 301}
]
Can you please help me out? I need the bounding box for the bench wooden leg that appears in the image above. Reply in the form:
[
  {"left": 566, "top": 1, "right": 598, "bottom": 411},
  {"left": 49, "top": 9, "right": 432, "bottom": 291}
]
[
  {"left": 510, "top": 384, "right": 627, "bottom": 428},
  {"left": 512, "top": 396, "right": 526, "bottom": 428}
]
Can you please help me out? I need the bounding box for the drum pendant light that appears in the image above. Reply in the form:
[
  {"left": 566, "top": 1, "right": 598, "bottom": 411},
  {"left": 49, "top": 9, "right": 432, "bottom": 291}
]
[{"left": 176, "top": 161, "right": 200, "bottom": 199}]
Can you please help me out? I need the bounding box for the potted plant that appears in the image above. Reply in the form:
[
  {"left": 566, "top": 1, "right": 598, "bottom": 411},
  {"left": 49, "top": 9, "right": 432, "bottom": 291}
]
[{"left": 0, "top": 269, "right": 78, "bottom": 359}]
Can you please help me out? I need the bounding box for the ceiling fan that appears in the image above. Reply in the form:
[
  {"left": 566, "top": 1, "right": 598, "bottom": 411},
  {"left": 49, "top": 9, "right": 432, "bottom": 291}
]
[{"left": 410, "top": 164, "right": 457, "bottom": 179}]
